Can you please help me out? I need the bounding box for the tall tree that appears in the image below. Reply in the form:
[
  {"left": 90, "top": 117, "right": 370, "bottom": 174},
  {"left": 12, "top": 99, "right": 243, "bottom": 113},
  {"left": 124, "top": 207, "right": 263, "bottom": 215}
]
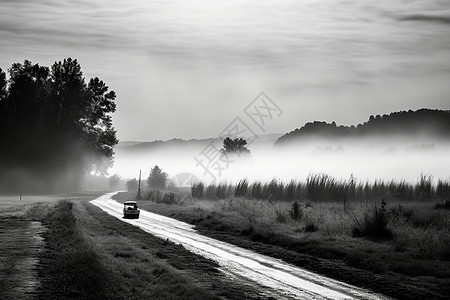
[
  {"left": 2, "top": 61, "right": 51, "bottom": 166},
  {"left": 0, "top": 68, "right": 8, "bottom": 141},
  {"left": 220, "top": 137, "right": 251, "bottom": 156},
  {"left": 147, "top": 165, "right": 168, "bottom": 190},
  {"left": 0, "top": 67, "right": 6, "bottom": 101}
]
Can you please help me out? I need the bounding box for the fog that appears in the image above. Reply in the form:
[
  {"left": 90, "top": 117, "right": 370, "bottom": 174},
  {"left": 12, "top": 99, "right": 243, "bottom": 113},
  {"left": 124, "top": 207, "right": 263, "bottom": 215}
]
[{"left": 110, "top": 137, "right": 450, "bottom": 185}]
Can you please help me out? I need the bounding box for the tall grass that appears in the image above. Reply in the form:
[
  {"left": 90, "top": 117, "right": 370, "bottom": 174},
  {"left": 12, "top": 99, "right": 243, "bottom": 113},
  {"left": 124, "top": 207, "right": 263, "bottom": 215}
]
[
  {"left": 436, "top": 179, "right": 450, "bottom": 200},
  {"left": 192, "top": 173, "right": 450, "bottom": 202},
  {"left": 306, "top": 173, "right": 348, "bottom": 202}
]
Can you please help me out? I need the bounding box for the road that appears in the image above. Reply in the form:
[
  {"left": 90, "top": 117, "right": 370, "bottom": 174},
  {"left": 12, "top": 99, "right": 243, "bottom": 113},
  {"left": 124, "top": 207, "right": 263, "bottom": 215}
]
[{"left": 91, "top": 192, "right": 388, "bottom": 300}]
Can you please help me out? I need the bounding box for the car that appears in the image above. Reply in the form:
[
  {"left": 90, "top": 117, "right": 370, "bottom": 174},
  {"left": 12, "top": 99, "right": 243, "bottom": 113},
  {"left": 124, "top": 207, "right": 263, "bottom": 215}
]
[{"left": 123, "top": 201, "right": 140, "bottom": 219}]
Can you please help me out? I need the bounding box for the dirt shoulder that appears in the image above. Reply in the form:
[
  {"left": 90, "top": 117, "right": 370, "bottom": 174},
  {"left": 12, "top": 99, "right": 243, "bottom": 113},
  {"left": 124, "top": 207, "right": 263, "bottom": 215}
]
[
  {"left": 113, "top": 192, "right": 449, "bottom": 300},
  {"left": 0, "top": 218, "right": 44, "bottom": 299}
]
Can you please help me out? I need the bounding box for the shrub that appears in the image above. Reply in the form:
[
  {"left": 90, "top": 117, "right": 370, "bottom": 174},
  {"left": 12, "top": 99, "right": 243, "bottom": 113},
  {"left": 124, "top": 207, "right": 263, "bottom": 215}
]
[
  {"left": 146, "top": 190, "right": 163, "bottom": 202},
  {"left": 289, "top": 202, "right": 303, "bottom": 221},
  {"left": 353, "top": 200, "right": 392, "bottom": 240},
  {"left": 162, "top": 192, "right": 178, "bottom": 204},
  {"left": 304, "top": 220, "right": 318, "bottom": 232},
  {"left": 434, "top": 200, "right": 450, "bottom": 210}
]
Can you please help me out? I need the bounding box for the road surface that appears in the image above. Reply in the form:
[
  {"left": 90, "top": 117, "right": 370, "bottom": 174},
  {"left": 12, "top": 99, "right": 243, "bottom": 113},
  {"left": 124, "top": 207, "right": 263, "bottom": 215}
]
[{"left": 91, "top": 192, "right": 388, "bottom": 300}]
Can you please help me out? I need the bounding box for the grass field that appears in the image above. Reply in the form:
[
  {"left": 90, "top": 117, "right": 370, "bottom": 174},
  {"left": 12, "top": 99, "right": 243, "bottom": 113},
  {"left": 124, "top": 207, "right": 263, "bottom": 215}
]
[
  {"left": 0, "top": 191, "right": 264, "bottom": 299},
  {"left": 0, "top": 192, "right": 106, "bottom": 299},
  {"left": 116, "top": 188, "right": 450, "bottom": 300}
]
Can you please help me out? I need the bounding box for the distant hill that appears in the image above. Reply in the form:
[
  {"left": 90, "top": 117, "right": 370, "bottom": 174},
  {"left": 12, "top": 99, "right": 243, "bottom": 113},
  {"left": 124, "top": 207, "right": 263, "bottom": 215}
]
[
  {"left": 116, "top": 141, "right": 143, "bottom": 148},
  {"left": 117, "top": 138, "right": 216, "bottom": 153},
  {"left": 275, "top": 109, "right": 450, "bottom": 146},
  {"left": 117, "top": 134, "right": 283, "bottom": 153}
]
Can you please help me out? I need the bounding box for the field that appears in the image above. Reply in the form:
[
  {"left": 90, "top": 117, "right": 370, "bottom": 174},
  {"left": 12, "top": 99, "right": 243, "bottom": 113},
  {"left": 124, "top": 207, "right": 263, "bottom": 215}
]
[
  {"left": 117, "top": 175, "right": 450, "bottom": 300},
  {"left": 1, "top": 174, "right": 449, "bottom": 299},
  {"left": 0, "top": 192, "right": 262, "bottom": 299}
]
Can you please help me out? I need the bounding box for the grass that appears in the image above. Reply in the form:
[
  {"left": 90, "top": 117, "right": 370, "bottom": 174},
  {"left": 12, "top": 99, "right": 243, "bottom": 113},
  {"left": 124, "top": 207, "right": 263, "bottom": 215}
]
[
  {"left": 39, "top": 200, "right": 218, "bottom": 299},
  {"left": 118, "top": 189, "right": 450, "bottom": 300},
  {"left": 352, "top": 200, "right": 392, "bottom": 240},
  {"left": 78, "top": 200, "right": 264, "bottom": 300},
  {"left": 0, "top": 191, "right": 270, "bottom": 299},
  {"left": 36, "top": 194, "right": 266, "bottom": 300},
  {"left": 191, "top": 173, "right": 450, "bottom": 203},
  {"left": 38, "top": 200, "right": 112, "bottom": 299}
]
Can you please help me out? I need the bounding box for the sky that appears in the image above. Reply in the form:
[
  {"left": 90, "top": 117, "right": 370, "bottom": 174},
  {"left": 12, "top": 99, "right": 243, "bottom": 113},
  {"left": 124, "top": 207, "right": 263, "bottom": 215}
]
[{"left": 1, "top": 0, "right": 450, "bottom": 141}]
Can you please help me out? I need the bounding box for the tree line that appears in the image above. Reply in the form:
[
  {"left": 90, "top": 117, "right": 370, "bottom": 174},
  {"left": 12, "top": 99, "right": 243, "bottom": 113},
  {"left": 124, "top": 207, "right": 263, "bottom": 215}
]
[{"left": 275, "top": 109, "right": 450, "bottom": 145}]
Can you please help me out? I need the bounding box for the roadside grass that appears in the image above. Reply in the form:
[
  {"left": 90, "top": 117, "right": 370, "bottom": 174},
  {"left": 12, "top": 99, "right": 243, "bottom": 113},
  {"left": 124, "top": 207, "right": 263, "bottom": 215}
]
[
  {"left": 38, "top": 197, "right": 239, "bottom": 300},
  {"left": 0, "top": 191, "right": 107, "bottom": 299},
  {"left": 79, "top": 202, "right": 220, "bottom": 300},
  {"left": 0, "top": 191, "right": 108, "bottom": 217},
  {"left": 76, "top": 200, "right": 262, "bottom": 300},
  {"left": 38, "top": 200, "right": 111, "bottom": 299},
  {"left": 0, "top": 190, "right": 265, "bottom": 300},
  {"left": 116, "top": 191, "right": 450, "bottom": 300}
]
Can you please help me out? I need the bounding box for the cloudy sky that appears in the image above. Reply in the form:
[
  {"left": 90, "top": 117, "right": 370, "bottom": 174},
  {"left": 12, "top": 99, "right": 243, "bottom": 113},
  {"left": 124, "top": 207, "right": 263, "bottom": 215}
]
[{"left": 1, "top": 0, "right": 450, "bottom": 141}]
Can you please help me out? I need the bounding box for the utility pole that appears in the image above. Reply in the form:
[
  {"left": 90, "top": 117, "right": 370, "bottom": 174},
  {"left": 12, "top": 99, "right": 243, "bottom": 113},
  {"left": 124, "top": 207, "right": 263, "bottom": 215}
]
[{"left": 137, "top": 169, "right": 142, "bottom": 199}]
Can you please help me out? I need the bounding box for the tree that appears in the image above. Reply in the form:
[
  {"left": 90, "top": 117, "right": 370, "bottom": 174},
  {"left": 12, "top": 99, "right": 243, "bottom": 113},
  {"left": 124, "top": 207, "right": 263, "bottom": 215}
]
[
  {"left": 220, "top": 137, "right": 251, "bottom": 156},
  {"left": 48, "top": 58, "right": 117, "bottom": 175},
  {"left": 147, "top": 165, "right": 168, "bottom": 190},
  {"left": 1, "top": 60, "right": 52, "bottom": 168},
  {"left": 0, "top": 67, "right": 6, "bottom": 101},
  {"left": 126, "top": 178, "right": 138, "bottom": 191},
  {"left": 0, "top": 68, "right": 8, "bottom": 140},
  {"left": 109, "top": 174, "right": 121, "bottom": 189},
  {"left": 0, "top": 58, "right": 118, "bottom": 192}
]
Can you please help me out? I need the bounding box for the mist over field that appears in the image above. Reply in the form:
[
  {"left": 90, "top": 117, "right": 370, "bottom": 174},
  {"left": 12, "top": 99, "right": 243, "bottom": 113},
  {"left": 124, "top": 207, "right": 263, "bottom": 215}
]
[{"left": 111, "top": 136, "right": 450, "bottom": 184}]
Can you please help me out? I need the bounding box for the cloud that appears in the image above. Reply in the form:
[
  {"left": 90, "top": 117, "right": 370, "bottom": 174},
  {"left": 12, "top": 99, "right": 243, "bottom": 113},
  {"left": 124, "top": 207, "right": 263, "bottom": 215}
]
[
  {"left": 398, "top": 14, "right": 450, "bottom": 25},
  {"left": 2, "top": 0, "right": 450, "bottom": 141}
]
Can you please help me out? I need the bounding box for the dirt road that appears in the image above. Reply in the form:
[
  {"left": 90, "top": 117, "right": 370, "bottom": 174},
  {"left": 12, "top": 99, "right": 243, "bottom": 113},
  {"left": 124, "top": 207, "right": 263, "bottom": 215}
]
[{"left": 91, "top": 192, "right": 389, "bottom": 300}]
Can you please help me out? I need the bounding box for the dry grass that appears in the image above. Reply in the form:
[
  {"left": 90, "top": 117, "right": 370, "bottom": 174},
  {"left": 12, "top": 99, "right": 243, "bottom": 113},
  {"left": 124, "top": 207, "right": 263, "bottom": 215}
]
[
  {"left": 114, "top": 191, "right": 450, "bottom": 299},
  {"left": 36, "top": 197, "right": 228, "bottom": 300},
  {"left": 0, "top": 191, "right": 234, "bottom": 300},
  {"left": 205, "top": 198, "right": 450, "bottom": 261},
  {"left": 192, "top": 174, "right": 450, "bottom": 202}
]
